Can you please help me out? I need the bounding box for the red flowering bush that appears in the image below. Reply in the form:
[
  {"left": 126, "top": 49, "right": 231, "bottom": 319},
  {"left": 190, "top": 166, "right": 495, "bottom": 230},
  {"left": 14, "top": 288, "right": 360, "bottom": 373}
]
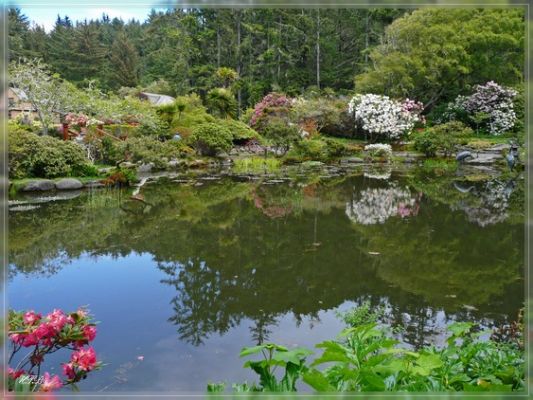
[
  {"left": 8, "top": 307, "right": 102, "bottom": 393},
  {"left": 249, "top": 92, "right": 293, "bottom": 133}
]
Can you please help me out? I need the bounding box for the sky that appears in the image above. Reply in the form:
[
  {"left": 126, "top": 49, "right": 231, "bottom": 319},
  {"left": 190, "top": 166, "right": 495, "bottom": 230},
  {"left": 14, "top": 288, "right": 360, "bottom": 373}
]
[{"left": 10, "top": 1, "right": 169, "bottom": 31}]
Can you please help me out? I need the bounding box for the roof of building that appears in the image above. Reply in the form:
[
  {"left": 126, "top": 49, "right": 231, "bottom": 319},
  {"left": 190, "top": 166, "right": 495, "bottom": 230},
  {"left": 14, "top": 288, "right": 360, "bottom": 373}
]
[{"left": 139, "top": 92, "right": 175, "bottom": 106}]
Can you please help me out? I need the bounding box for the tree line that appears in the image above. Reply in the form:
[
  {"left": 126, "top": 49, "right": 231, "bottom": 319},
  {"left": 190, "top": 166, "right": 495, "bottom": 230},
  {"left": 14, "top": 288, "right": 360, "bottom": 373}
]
[{"left": 9, "top": 7, "right": 524, "bottom": 112}]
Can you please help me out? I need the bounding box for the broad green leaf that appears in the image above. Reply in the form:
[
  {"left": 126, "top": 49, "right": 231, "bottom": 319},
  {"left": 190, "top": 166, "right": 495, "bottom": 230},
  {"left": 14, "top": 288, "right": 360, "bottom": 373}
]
[{"left": 302, "top": 369, "right": 336, "bottom": 392}]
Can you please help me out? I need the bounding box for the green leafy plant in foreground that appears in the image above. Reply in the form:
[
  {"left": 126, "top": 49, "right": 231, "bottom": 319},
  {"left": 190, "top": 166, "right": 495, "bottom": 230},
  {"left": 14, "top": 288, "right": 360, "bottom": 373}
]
[{"left": 208, "top": 316, "right": 524, "bottom": 393}]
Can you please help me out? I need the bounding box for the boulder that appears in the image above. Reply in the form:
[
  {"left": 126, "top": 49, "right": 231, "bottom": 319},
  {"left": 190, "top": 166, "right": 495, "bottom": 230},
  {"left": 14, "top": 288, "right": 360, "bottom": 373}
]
[
  {"left": 119, "top": 161, "right": 136, "bottom": 169},
  {"left": 21, "top": 180, "right": 55, "bottom": 192},
  {"left": 55, "top": 178, "right": 83, "bottom": 190},
  {"left": 137, "top": 163, "right": 154, "bottom": 173}
]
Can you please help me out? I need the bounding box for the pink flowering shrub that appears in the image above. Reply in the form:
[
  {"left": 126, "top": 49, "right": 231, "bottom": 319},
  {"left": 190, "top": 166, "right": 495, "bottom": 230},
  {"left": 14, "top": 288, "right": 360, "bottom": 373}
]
[
  {"left": 249, "top": 92, "right": 293, "bottom": 132},
  {"left": 64, "top": 113, "right": 89, "bottom": 127},
  {"left": 8, "top": 307, "right": 102, "bottom": 393}
]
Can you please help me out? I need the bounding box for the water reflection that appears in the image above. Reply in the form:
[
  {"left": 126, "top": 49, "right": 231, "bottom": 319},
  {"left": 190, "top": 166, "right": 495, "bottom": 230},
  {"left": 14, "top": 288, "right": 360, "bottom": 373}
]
[{"left": 9, "top": 170, "right": 524, "bottom": 351}]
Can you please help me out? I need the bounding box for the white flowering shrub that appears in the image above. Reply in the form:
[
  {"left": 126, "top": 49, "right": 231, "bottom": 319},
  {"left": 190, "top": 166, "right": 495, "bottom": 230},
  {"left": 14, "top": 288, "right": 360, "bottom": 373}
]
[
  {"left": 348, "top": 94, "right": 423, "bottom": 140},
  {"left": 364, "top": 143, "right": 393, "bottom": 159},
  {"left": 446, "top": 81, "right": 517, "bottom": 135}
]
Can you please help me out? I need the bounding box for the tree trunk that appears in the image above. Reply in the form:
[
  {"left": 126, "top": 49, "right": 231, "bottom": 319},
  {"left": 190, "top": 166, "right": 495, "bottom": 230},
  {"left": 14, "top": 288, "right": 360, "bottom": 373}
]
[
  {"left": 236, "top": 10, "right": 242, "bottom": 116},
  {"left": 316, "top": 9, "right": 320, "bottom": 89},
  {"left": 364, "top": 12, "right": 370, "bottom": 65},
  {"left": 217, "top": 26, "right": 221, "bottom": 68},
  {"left": 277, "top": 14, "right": 282, "bottom": 84}
]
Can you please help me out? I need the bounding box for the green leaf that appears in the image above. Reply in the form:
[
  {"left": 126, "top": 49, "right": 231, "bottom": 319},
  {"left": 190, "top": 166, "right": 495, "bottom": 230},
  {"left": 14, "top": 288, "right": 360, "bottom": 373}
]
[
  {"left": 448, "top": 322, "right": 473, "bottom": 337},
  {"left": 303, "top": 369, "right": 335, "bottom": 392}
]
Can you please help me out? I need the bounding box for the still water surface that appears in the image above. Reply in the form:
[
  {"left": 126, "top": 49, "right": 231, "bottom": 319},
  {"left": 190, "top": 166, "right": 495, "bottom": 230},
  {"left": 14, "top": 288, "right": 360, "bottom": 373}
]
[{"left": 9, "top": 167, "right": 524, "bottom": 392}]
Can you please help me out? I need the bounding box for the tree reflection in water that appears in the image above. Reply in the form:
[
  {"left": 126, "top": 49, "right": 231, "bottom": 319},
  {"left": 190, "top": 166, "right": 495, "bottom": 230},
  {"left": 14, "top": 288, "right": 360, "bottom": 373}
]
[{"left": 9, "top": 171, "right": 524, "bottom": 348}]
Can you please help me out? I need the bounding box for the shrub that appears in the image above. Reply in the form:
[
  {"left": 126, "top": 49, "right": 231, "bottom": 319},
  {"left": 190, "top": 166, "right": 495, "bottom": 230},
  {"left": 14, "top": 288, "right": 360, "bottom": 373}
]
[
  {"left": 171, "top": 94, "right": 216, "bottom": 134},
  {"left": 349, "top": 94, "right": 424, "bottom": 141},
  {"left": 445, "top": 81, "right": 517, "bottom": 135},
  {"left": 188, "top": 123, "right": 233, "bottom": 156},
  {"left": 206, "top": 88, "right": 237, "bottom": 118},
  {"left": 286, "top": 137, "right": 348, "bottom": 162},
  {"left": 261, "top": 118, "right": 300, "bottom": 155},
  {"left": 292, "top": 97, "right": 345, "bottom": 133},
  {"left": 250, "top": 92, "right": 293, "bottom": 133},
  {"left": 114, "top": 136, "right": 190, "bottom": 168},
  {"left": 364, "top": 143, "right": 393, "bottom": 159},
  {"left": 8, "top": 127, "right": 92, "bottom": 179},
  {"left": 216, "top": 119, "right": 261, "bottom": 142},
  {"left": 413, "top": 121, "right": 473, "bottom": 157}
]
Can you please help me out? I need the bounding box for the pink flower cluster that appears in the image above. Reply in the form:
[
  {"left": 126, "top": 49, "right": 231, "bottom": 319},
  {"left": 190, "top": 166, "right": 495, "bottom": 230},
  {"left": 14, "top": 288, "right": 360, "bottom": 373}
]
[
  {"left": 250, "top": 92, "right": 292, "bottom": 127},
  {"left": 65, "top": 112, "right": 89, "bottom": 127},
  {"left": 8, "top": 307, "right": 101, "bottom": 393}
]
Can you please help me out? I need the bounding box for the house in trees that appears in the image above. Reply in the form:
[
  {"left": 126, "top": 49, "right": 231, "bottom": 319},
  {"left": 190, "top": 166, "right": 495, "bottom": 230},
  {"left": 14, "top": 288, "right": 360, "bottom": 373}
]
[
  {"left": 7, "top": 87, "right": 34, "bottom": 120},
  {"left": 7, "top": 87, "right": 61, "bottom": 123}
]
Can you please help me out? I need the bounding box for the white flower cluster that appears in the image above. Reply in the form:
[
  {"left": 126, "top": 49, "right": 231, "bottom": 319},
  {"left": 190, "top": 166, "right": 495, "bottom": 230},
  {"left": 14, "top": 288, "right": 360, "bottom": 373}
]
[
  {"left": 345, "top": 185, "right": 417, "bottom": 225},
  {"left": 446, "top": 81, "right": 517, "bottom": 135},
  {"left": 348, "top": 94, "right": 422, "bottom": 139},
  {"left": 364, "top": 143, "right": 393, "bottom": 158}
]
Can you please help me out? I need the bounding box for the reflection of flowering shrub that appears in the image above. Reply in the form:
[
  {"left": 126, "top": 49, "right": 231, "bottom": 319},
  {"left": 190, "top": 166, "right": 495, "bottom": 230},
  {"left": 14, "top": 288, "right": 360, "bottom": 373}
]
[
  {"left": 454, "top": 180, "right": 513, "bottom": 227},
  {"left": 348, "top": 94, "right": 423, "bottom": 140},
  {"left": 446, "top": 81, "right": 517, "bottom": 135},
  {"left": 345, "top": 185, "right": 420, "bottom": 225},
  {"left": 8, "top": 307, "right": 101, "bottom": 393}
]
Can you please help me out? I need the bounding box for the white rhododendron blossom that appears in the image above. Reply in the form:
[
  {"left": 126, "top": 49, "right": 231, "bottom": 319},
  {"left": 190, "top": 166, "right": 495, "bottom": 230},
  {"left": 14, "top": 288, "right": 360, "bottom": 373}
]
[
  {"left": 345, "top": 185, "right": 420, "bottom": 225},
  {"left": 348, "top": 94, "right": 423, "bottom": 139}
]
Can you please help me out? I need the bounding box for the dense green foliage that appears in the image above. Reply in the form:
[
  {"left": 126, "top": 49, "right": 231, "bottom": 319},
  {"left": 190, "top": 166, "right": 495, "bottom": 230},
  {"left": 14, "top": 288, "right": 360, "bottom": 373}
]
[
  {"left": 188, "top": 123, "right": 233, "bottom": 156},
  {"left": 209, "top": 311, "right": 524, "bottom": 393},
  {"left": 8, "top": 8, "right": 406, "bottom": 101},
  {"left": 413, "top": 121, "right": 473, "bottom": 157},
  {"left": 9, "top": 125, "right": 93, "bottom": 178},
  {"left": 355, "top": 8, "right": 524, "bottom": 109}
]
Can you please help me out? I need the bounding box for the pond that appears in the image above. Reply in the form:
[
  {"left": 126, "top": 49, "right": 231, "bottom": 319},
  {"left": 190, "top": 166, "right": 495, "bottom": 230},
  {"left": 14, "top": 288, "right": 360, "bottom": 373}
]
[{"left": 8, "top": 165, "right": 524, "bottom": 393}]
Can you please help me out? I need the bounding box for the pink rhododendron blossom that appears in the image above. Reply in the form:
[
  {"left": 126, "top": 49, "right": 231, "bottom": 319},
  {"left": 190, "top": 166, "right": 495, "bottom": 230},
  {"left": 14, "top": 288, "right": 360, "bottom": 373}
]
[
  {"left": 8, "top": 368, "right": 25, "bottom": 380},
  {"left": 9, "top": 333, "right": 25, "bottom": 345},
  {"left": 40, "top": 373, "right": 63, "bottom": 392},
  {"left": 62, "top": 362, "right": 76, "bottom": 380},
  {"left": 22, "top": 333, "right": 39, "bottom": 347},
  {"left": 71, "top": 347, "right": 97, "bottom": 371},
  {"left": 23, "top": 311, "right": 42, "bottom": 326},
  {"left": 77, "top": 309, "right": 88, "bottom": 318},
  {"left": 83, "top": 325, "right": 97, "bottom": 342},
  {"left": 47, "top": 309, "right": 69, "bottom": 332}
]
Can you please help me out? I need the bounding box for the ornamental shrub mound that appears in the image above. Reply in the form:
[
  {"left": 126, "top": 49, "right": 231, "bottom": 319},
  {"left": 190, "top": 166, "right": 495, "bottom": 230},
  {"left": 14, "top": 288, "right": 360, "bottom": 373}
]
[
  {"left": 188, "top": 123, "right": 233, "bottom": 156},
  {"left": 413, "top": 121, "right": 473, "bottom": 158},
  {"left": 348, "top": 94, "right": 424, "bottom": 141},
  {"left": 9, "top": 125, "right": 92, "bottom": 179}
]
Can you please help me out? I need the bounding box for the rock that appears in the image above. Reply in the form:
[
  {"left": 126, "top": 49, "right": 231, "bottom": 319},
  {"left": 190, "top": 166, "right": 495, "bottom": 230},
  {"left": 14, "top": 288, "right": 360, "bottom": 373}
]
[
  {"left": 340, "top": 157, "right": 364, "bottom": 164},
  {"left": 137, "top": 163, "right": 154, "bottom": 173},
  {"left": 168, "top": 159, "right": 186, "bottom": 169},
  {"left": 464, "top": 153, "right": 502, "bottom": 165},
  {"left": 98, "top": 167, "right": 113, "bottom": 174},
  {"left": 119, "top": 161, "right": 136, "bottom": 169},
  {"left": 85, "top": 181, "right": 105, "bottom": 189},
  {"left": 21, "top": 179, "right": 55, "bottom": 192},
  {"left": 55, "top": 178, "right": 83, "bottom": 190},
  {"left": 188, "top": 159, "right": 208, "bottom": 168}
]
